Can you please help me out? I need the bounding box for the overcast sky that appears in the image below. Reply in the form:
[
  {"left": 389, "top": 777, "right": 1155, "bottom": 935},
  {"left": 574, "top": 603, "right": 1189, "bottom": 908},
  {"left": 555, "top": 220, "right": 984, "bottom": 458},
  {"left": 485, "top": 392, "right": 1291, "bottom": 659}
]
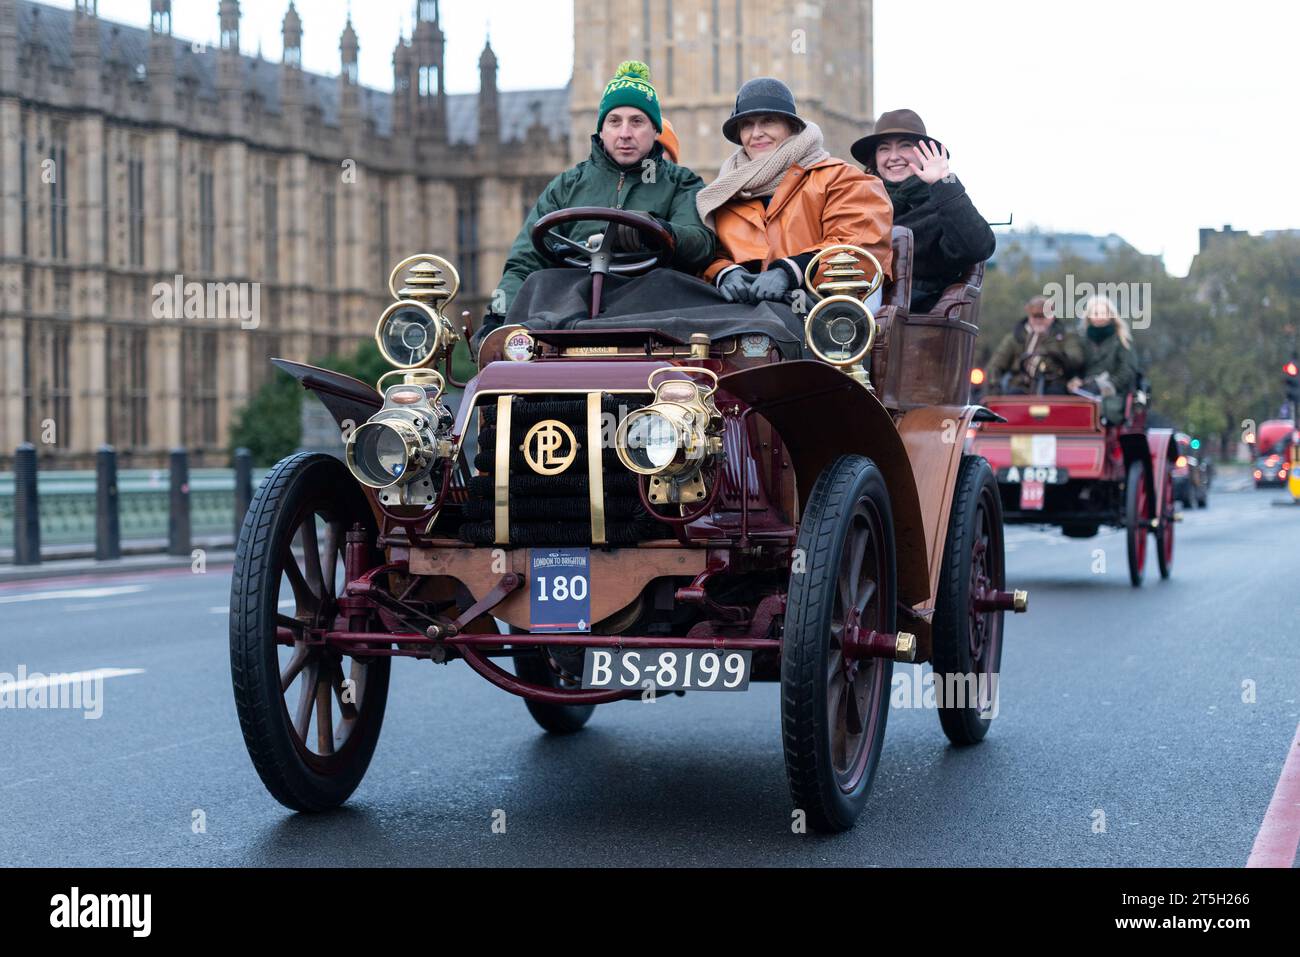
[{"left": 59, "top": 0, "right": 1299, "bottom": 275}]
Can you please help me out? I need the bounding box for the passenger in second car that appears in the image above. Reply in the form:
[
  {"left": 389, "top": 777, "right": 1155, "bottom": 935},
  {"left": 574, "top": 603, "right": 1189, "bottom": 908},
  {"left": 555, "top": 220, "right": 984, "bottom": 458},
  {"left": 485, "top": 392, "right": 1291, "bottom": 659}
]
[
  {"left": 696, "top": 77, "right": 893, "bottom": 306},
  {"left": 1068, "top": 294, "right": 1140, "bottom": 424}
]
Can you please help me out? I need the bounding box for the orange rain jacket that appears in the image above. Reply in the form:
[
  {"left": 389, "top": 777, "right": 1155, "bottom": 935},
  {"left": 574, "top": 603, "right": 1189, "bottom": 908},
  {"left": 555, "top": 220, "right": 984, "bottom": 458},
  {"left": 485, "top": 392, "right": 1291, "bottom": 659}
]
[{"left": 701, "top": 157, "right": 893, "bottom": 287}]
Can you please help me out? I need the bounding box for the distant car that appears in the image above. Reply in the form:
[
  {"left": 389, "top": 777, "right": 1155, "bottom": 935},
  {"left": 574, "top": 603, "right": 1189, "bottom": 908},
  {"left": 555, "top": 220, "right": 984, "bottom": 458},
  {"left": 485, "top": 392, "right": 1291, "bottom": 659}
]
[
  {"left": 1252, "top": 421, "right": 1294, "bottom": 488},
  {"left": 1171, "top": 433, "right": 1210, "bottom": 508},
  {"left": 967, "top": 389, "right": 1178, "bottom": 588},
  {"left": 1254, "top": 451, "right": 1289, "bottom": 488}
]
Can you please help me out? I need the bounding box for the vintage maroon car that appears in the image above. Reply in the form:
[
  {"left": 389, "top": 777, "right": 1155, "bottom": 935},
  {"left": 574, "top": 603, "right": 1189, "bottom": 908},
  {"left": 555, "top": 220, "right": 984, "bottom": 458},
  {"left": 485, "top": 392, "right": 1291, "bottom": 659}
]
[
  {"left": 229, "top": 211, "right": 1026, "bottom": 832},
  {"left": 966, "top": 389, "right": 1178, "bottom": 586}
]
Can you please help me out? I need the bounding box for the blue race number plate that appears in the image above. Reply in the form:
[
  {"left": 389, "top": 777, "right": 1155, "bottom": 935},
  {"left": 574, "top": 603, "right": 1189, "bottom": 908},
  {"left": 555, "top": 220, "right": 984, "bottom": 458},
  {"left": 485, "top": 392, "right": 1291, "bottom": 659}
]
[{"left": 529, "top": 548, "right": 591, "bottom": 633}]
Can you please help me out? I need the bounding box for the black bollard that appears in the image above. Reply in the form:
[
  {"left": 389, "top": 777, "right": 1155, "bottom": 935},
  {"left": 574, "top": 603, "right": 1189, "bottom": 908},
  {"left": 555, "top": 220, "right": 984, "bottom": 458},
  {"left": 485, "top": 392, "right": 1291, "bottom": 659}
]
[
  {"left": 13, "top": 442, "right": 40, "bottom": 565},
  {"left": 233, "top": 447, "right": 253, "bottom": 538},
  {"left": 95, "top": 445, "right": 121, "bottom": 561},
  {"left": 168, "top": 448, "right": 191, "bottom": 556}
]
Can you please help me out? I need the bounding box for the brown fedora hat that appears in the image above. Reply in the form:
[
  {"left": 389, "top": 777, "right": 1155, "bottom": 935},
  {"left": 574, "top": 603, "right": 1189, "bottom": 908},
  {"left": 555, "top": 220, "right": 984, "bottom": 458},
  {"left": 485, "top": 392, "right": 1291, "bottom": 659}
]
[{"left": 850, "top": 108, "right": 946, "bottom": 170}]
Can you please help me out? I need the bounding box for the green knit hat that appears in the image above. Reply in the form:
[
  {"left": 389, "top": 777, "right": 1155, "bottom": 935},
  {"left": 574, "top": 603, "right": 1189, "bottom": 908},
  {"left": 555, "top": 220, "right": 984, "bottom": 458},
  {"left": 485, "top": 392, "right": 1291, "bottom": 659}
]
[{"left": 597, "top": 60, "right": 662, "bottom": 133}]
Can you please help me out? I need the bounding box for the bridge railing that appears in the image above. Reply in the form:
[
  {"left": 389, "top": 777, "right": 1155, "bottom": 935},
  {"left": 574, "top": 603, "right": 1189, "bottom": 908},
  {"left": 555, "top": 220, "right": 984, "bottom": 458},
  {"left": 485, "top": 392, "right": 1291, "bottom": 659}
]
[{"left": 0, "top": 446, "right": 265, "bottom": 565}]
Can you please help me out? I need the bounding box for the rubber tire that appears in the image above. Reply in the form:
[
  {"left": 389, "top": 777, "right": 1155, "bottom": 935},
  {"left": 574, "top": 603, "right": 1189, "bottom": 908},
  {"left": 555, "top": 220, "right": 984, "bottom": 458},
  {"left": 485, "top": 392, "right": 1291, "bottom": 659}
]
[
  {"left": 1156, "top": 471, "right": 1174, "bottom": 581},
  {"left": 513, "top": 649, "right": 596, "bottom": 734},
  {"left": 230, "top": 452, "right": 391, "bottom": 812},
  {"left": 781, "top": 454, "right": 895, "bottom": 834},
  {"left": 1124, "top": 460, "right": 1148, "bottom": 588},
  {"left": 932, "top": 456, "right": 1005, "bottom": 746}
]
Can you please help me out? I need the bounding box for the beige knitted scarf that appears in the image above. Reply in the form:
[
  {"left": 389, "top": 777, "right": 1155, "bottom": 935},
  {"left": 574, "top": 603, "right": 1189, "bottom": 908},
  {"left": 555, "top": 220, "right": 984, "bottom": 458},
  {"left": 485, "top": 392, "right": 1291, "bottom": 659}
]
[{"left": 696, "top": 121, "right": 830, "bottom": 229}]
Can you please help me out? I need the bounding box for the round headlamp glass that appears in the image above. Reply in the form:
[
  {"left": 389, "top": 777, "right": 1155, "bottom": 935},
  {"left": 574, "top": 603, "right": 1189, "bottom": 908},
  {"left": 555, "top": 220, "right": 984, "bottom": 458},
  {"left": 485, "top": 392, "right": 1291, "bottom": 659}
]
[
  {"left": 376, "top": 300, "right": 442, "bottom": 369},
  {"left": 349, "top": 420, "right": 416, "bottom": 488},
  {"left": 621, "top": 411, "right": 681, "bottom": 473},
  {"left": 805, "top": 296, "right": 876, "bottom": 367}
]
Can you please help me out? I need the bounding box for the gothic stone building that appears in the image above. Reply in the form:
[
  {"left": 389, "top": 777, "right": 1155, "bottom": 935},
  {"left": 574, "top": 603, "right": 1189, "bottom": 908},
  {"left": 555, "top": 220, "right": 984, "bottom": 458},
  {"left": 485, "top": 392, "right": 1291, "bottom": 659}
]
[
  {"left": 571, "top": 0, "right": 875, "bottom": 183},
  {"left": 0, "top": 0, "right": 569, "bottom": 468}
]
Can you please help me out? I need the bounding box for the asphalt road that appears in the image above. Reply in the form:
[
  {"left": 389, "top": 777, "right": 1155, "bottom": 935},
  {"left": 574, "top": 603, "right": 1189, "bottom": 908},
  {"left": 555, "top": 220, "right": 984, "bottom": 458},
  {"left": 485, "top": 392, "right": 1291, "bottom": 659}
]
[{"left": 2, "top": 479, "right": 1298, "bottom": 867}]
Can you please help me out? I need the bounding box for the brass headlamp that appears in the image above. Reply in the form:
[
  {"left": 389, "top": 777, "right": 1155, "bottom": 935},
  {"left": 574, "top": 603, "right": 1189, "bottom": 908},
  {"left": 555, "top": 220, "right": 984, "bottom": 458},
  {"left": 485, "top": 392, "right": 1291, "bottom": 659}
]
[
  {"left": 345, "top": 369, "right": 455, "bottom": 505},
  {"left": 374, "top": 255, "right": 461, "bottom": 370},
  {"left": 802, "top": 245, "right": 884, "bottom": 387},
  {"left": 615, "top": 367, "right": 724, "bottom": 504}
]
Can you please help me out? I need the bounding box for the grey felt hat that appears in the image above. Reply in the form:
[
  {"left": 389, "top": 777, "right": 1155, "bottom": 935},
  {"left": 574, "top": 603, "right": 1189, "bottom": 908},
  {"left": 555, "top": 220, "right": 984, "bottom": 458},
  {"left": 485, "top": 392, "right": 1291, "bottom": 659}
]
[{"left": 722, "top": 77, "right": 805, "bottom": 144}]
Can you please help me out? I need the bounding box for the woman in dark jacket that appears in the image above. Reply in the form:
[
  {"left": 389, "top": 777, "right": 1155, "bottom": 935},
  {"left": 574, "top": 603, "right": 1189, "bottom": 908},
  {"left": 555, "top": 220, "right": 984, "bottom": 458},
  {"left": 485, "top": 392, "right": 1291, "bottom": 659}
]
[{"left": 850, "top": 109, "right": 995, "bottom": 313}]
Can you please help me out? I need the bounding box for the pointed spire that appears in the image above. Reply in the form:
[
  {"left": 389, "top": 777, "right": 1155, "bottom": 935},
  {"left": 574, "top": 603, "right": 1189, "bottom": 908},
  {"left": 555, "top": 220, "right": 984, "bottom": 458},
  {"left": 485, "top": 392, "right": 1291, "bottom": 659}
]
[
  {"left": 340, "top": 13, "right": 359, "bottom": 85},
  {"left": 478, "top": 33, "right": 499, "bottom": 148},
  {"left": 151, "top": 0, "right": 172, "bottom": 36},
  {"left": 282, "top": 1, "right": 301, "bottom": 67},
  {"left": 219, "top": 0, "right": 240, "bottom": 53}
]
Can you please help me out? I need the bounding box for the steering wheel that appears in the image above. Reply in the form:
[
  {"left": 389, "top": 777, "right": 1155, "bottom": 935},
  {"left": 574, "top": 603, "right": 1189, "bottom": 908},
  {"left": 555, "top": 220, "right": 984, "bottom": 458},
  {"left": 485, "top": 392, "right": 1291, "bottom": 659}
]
[
  {"left": 530, "top": 207, "right": 676, "bottom": 320},
  {"left": 531, "top": 207, "right": 675, "bottom": 276}
]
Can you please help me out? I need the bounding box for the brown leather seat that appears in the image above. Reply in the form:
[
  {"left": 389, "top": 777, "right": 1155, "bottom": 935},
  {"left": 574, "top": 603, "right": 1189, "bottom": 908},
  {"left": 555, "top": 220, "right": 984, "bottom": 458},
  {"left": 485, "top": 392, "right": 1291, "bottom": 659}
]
[{"left": 871, "top": 227, "right": 985, "bottom": 411}]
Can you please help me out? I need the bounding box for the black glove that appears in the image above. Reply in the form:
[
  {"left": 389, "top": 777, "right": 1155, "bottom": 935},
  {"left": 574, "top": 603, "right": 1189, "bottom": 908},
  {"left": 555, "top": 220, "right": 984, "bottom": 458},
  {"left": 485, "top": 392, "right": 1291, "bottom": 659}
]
[
  {"left": 750, "top": 267, "right": 793, "bottom": 302},
  {"left": 717, "top": 269, "right": 753, "bottom": 303},
  {"left": 612, "top": 223, "right": 646, "bottom": 253},
  {"left": 473, "top": 311, "right": 506, "bottom": 353}
]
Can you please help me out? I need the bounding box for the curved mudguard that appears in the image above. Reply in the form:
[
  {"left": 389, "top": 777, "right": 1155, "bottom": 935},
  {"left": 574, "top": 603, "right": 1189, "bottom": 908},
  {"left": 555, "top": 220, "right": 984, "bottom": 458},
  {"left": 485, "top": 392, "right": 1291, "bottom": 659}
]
[
  {"left": 1144, "top": 428, "right": 1178, "bottom": 495},
  {"left": 719, "top": 360, "right": 931, "bottom": 608},
  {"left": 272, "top": 358, "right": 382, "bottom": 432}
]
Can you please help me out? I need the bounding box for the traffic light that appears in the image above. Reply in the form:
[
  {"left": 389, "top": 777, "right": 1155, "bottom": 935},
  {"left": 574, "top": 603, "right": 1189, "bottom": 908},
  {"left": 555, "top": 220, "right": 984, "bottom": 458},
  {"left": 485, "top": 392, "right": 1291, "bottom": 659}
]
[{"left": 1285, "top": 360, "right": 1300, "bottom": 406}]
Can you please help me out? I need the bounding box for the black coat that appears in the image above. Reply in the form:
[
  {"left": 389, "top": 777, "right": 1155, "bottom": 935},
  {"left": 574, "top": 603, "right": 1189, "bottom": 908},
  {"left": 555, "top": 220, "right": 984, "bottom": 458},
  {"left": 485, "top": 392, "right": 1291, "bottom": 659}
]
[{"left": 886, "top": 176, "right": 996, "bottom": 314}]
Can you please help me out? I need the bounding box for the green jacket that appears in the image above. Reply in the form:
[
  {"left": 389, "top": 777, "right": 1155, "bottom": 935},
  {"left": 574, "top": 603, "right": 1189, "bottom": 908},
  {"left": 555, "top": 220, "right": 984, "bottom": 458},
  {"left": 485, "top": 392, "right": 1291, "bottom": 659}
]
[
  {"left": 1081, "top": 329, "right": 1139, "bottom": 422},
  {"left": 493, "top": 136, "right": 715, "bottom": 314},
  {"left": 987, "top": 320, "right": 1085, "bottom": 394}
]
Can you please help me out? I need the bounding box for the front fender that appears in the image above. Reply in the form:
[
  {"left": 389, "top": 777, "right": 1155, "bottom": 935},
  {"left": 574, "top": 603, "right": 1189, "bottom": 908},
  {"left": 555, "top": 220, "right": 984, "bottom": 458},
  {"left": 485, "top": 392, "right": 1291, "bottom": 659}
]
[
  {"left": 272, "top": 358, "right": 381, "bottom": 433},
  {"left": 719, "top": 361, "right": 929, "bottom": 607}
]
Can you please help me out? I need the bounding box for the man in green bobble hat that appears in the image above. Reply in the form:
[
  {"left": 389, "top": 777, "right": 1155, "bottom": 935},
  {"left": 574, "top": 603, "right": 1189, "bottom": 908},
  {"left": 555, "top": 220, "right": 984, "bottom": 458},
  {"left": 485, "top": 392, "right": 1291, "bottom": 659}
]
[{"left": 481, "top": 60, "right": 715, "bottom": 338}]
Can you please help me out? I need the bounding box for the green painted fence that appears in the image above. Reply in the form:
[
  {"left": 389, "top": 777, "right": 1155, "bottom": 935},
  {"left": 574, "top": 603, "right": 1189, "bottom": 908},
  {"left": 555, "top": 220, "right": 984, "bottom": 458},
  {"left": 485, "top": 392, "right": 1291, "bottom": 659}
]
[{"left": 0, "top": 467, "right": 268, "bottom": 549}]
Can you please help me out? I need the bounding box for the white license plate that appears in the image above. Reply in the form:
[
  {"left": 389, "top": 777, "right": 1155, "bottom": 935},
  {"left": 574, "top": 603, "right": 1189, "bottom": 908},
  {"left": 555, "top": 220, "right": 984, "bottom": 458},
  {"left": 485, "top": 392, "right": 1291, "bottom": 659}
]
[
  {"left": 581, "top": 648, "right": 752, "bottom": 692},
  {"left": 999, "top": 466, "right": 1067, "bottom": 484}
]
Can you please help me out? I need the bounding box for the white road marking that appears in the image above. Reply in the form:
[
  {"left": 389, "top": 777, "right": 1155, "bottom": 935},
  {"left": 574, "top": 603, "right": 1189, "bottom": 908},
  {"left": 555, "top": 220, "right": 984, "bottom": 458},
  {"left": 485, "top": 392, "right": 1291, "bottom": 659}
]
[
  {"left": 0, "top": 585, "right": 148, "bottom": 606},
  {"left": 209, "top": 598, "right": 296, "bottom": 614},
  {"left": 0, "top": 667, "right": 145, "bottom": 693}
]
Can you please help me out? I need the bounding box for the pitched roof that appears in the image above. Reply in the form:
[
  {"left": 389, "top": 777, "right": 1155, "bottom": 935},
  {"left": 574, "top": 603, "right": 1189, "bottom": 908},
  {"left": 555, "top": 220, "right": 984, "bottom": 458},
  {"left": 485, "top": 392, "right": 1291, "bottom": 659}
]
[{"left": 14, "top": 0, "right": 569, "bottom": 143}]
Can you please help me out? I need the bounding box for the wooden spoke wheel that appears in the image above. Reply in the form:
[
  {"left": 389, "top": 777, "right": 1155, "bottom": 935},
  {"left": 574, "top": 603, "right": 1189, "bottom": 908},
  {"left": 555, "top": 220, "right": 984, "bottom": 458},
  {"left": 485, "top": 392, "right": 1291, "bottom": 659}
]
[
  {"left": 932, "top": 456, "right": 1006, "bottom": 746},
  {"left": 1125, "top": 460, "right": 1149, "bottom": 587},
  {"left": 230, "top": 453, "right": 391, "bottom": 812},
  {"left": 782, "top": 455, "right": 895, "bottom": 833}
]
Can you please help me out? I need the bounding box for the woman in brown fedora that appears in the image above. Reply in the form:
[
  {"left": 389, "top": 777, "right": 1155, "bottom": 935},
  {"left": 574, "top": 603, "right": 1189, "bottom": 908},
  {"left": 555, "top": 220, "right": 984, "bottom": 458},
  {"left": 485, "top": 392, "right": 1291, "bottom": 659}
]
[
  {"left": 851, "top": 109, "right": 995, "bottom": 313},
  {"left": 697, "top": 77, "right": 893, "bottom": 306}
]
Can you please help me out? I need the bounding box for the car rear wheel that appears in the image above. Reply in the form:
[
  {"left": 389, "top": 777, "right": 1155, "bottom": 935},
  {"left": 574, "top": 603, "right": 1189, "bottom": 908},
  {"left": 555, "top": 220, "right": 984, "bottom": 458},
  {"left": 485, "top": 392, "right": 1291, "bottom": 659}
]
[
  {"left": 230, "top": 453, "right": 391, "bottom": 812},
  {"left": 1156, "top": 468, "right": 1175, "bottom": 580},
  {"left": 781, "top": 455, "right": 895, "bottom": 834},
  {"left": 932, "top": 456, "right": 1005, "bottom": 746},
  {"left": 1124, "top": 460, "right": 1149, "bottom": 587}
]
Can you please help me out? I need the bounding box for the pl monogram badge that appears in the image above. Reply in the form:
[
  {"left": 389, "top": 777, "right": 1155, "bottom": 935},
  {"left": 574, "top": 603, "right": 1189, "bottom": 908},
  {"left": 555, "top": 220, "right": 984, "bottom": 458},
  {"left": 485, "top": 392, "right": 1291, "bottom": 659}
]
[{"left": 523, "top": 419, "right": 578, "bottom": 475}]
